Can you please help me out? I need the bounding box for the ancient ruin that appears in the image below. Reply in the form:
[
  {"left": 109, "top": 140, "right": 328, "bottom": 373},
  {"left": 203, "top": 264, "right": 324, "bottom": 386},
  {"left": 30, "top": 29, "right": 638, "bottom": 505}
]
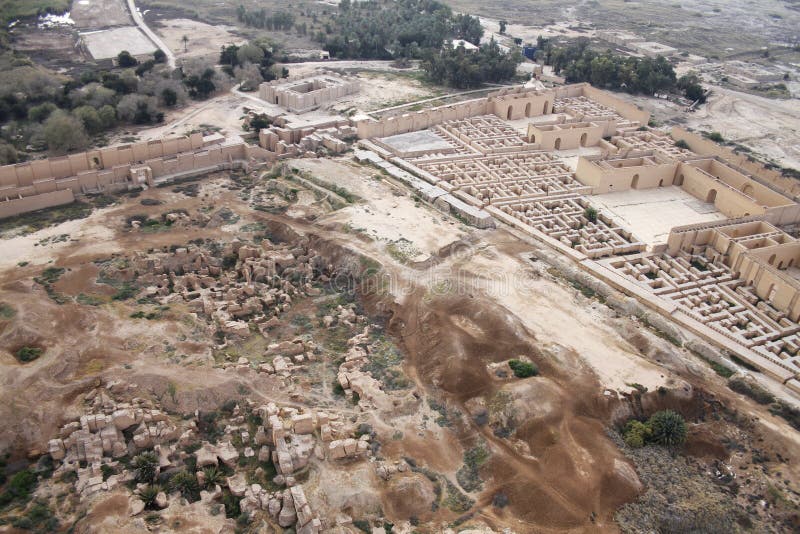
[
  {"left": 258, "top": 72, "right": 359, "bottom": 113},
  {"left": 354, "top": 82, "right": 800, "bottom": 393}
]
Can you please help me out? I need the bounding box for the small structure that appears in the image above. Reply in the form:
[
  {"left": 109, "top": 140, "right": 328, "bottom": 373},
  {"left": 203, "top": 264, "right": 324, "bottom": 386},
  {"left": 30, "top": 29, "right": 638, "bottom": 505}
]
[
  {"left": 631, "top": 41, "right": 677, "bottom": 58},
  {"left": 258, "top": 72, "right": 358, "bottom": 113},
  {"left": 450, "top": 39, "right": 479, "bottom": 52}
]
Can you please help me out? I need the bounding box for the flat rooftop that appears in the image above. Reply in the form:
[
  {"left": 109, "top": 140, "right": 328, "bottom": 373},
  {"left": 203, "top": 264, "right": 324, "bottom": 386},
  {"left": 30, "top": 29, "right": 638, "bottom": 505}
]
[
  {"left": 588, "top": 186, "right": 727, "bottom": 247},
  {"left": 378, "top": 131, "right": 453, "bottom": 154}
]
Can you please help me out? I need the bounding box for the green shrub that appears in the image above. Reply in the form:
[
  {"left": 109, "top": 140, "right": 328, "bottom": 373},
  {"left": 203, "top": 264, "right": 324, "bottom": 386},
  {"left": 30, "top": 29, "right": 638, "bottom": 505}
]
[
  {"left": 728, "top": 377, "right": 775, "bottom": 405},
  {"left": 508, "top": 359, "right": 538, "bottom": 378},
  {"left": 132, "top": 452, "right": 159, "bottom": 483},
  {"left": 0, "top": 302, "right": 15, "bottom": 319},
  {"left": 456, "top": 446, "right": 489, "bottom": 492},
  {"left": 583, "top": 206, "right": 598, "bottom": 223},
  {"left": 648, "top": 410, "right": 688, "bottom": 447},
  {"left": 623, "top": 411, "right": 687, "bottom": 448},
  {"left": 112, "top": 283, "right": 137, "bottom": 301},
  {"left": 138, "top": 484, "right": 162, "bottom": 508},
  {"left": 10, "top": 501, "right": 58, "bottom": 531},
  {"left": 202, "top": 466, "right": 223, "bottom": 489},
  {"left": 768, "top": 400, "right": 800, "bottom": 431},
  {"left": 35, "top": 267, "right": 65, "bottom": 285},
  {"left": 221, "top": 489, "right": 240, "bottom": 518},
  {"left": 169, "top": 471, "right": 200, "bottom": 502},
  {"left": 622, "top": 420, "right": 651, "bottom": 448},
  {"left": 16, "top": 346, "right": 43, "bottom": 363},
  {"left": 0, "top": 469, "right": 37, "bottom": 507},
  {"left": 674, "top": 139, "right": 691, "bottom": 150},
  {"left": 492, "top": 492, "right": 509, "bottom": 508},
  {"left": 100, "top": 464, "right": 116, "bottom": 481}
]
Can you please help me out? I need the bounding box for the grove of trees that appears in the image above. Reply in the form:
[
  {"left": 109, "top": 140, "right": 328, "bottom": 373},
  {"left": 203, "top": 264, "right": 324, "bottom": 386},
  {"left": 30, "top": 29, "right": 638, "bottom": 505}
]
[
  {"left": 422, "top": 40, "right": 522, "bottom": 89},
  {"left": 536, "top": 37, "right": 705, "bottom": 100},
  {"left": 0, "top": 37, "right": 285, "bottom": 160},
  {"left": 317, "top": 0, "right": 483, "bottom": 59}
]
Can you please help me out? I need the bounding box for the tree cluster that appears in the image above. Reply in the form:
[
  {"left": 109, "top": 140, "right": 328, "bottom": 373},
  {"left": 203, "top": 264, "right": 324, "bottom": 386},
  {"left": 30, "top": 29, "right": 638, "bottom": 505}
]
[
  {"left": 422, "top": 40, "right": 521, "bottom": 89},
  {"left": 0, "top": 46, "right": 235, "bottom": 158},
  {"left": 236, "top": 6, "right": 295, "bottom": 31},
  {"left": 538, "top": 38, "right": 678, "bottom": 95},
  {"left": 677, "top": 73, "right": 706, "bottom": 102},
  {"left": 318, "top": 0, "right": 483, "bottom": 59},
  {"left": 218, "top": 41, "right": 286, "bottom": 91},
  {"left": 623, "top": 410, "right": 688, "bottom": 448}
]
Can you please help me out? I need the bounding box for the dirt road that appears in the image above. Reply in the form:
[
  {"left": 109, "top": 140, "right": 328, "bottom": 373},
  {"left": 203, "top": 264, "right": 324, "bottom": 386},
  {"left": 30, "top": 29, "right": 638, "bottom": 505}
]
[{"left": 126, "top": 0, "right": 175, "bottom": 68}]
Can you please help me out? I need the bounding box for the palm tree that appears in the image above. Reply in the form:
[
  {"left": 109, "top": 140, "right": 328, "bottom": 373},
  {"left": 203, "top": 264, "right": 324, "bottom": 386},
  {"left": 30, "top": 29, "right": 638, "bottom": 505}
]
[
  {"left": 137, "top": 484, "right": 162, "bottom": 509},
  {"left": 202, "top": 466, "right": 223, "bottom": 489},
  {"left": 181, "top": 35, "right": 189, "bottom": 53},
  {"left": 649, "top": 410, "right": 687, "bottom": 447},
  {"left": 169, "top": 470, "right": 200, "bottom": 501},
  {"left": 132, "top": 452, "right": 159, "bottom": 483}
]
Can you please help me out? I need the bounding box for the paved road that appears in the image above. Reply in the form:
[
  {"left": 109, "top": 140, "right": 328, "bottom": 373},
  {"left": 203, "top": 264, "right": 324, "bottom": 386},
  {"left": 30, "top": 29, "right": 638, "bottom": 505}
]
[{"left": 126, "top": 0, "right": 176, "bottom": 68}]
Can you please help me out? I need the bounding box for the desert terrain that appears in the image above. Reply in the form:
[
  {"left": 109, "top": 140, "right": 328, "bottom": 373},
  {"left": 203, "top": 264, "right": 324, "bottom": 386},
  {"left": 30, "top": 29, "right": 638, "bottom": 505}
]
[
  {"left": 1, "top": 0, "right": 800, "bottom": 532},
  {"left": 0, "top": 151, "right": 799, "bottom": 532}
]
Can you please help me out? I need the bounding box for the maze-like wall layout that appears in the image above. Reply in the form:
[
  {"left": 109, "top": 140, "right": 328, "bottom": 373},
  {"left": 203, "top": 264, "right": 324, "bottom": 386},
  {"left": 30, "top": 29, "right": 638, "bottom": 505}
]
[
  {"left": 435, "top": 116, "right": 531, "bottom": 153},
  {"left": 610, "top": 131, "right": 695, "bottom": 159},
  {"left": 608, "top": 250, "right": 800, "bottom": 378},
  {"left": 553, "top": 96, "right": 629, "bottom": 124},
  {"left": 363, "top": 87, "right": 800, "bottom": 391},
  {"left": 400, "top": 115, "right": 645, "bottom": 258}
]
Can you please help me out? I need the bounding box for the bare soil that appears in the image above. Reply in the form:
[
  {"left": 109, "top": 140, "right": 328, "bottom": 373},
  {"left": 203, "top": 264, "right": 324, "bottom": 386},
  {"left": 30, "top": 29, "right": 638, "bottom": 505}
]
[
  {"left": 70, "top": 0, "right": 132, "bottom": 29},
  {"left": 1, "top": 162, "right": 799, "bottom": 531}
]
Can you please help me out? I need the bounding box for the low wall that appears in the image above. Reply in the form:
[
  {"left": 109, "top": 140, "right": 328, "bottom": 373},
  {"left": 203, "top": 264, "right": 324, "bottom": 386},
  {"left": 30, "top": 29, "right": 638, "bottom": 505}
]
[
  {"left": 356, "top": 98, "right": 489, "bottom": 139},
  {"left": 356, "top": 83, "right": 652, "bottom": 141},
  {"left": 0, "top": 139, "right": 254, "bottom": 219},
  {"left": 0, "top": 189, "right": 75, "bottom": 219},
  {"left": 583, "top": 85, "right": 651, "bottom": 124},
  {"left": 0, "top": 134, "right": 204, "bottom": 194}
]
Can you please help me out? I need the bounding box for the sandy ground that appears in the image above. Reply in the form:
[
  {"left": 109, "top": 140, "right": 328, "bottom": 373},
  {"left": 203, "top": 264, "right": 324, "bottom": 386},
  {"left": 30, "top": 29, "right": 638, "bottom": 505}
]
[
  {"left": 588, "top": 186, "right": 728, "bottom": 247},
  {"left": 619, "top": 87, "right": 800, "bottom": 172},
  {"left": 290, "top": 158, "right": 466, "bottom": 259},
  {"left": 152, "top": 18, "right": 245, "bottom": 63},
  {"left": 71, "top": 0, "right": 131, "bottom": 29},
  {"left": 108, "top": 93, "right": 259, "bottom": 143},
  {"left": 0, "top": 210, "right": 120, "bottom": 271},
  {"left": 330, "top": 71, "right": 440, "bottom": 114},
  {"left": 429, "top": 240, "right": 674, "bottom": 392},
  {"left": 686, "top": 85, "right": 800, "bottom": 170}
]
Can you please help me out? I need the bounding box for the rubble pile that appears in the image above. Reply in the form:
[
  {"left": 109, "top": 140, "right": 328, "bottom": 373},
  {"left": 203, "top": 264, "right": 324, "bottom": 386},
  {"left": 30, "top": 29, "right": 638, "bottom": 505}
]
[
  {"left": 336, "top": 326, "right": 393, "bottom": 410},
  {"left": 43, "top": 379, "right": 388, "bottom": 532},
  {"left": 47, "top": 384, "right": 185, "bottom": 498},
  {"left": 126, "top": 238, "right": 332, "bottom": 337}
]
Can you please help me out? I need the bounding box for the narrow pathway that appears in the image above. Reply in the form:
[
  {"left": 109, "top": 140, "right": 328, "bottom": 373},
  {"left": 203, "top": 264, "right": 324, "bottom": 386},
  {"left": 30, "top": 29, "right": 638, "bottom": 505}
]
[{"left": 126, "top": 0, "right": 176, "bottom": 69}]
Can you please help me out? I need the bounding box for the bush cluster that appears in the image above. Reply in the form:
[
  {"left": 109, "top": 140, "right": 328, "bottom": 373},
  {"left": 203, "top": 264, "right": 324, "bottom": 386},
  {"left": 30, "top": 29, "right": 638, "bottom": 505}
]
[
  {"left": 508, "top": 359, "right": 538, "bottom": 378},
  {"left": 623, "top": 410, "right": 687, "bottom": 448}
]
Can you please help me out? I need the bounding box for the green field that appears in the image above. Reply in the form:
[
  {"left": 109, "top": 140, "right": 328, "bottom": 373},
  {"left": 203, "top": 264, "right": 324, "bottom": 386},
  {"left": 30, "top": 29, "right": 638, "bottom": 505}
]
[{"left": 0, "top": 0, "right": 70, "bottom": 22}]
